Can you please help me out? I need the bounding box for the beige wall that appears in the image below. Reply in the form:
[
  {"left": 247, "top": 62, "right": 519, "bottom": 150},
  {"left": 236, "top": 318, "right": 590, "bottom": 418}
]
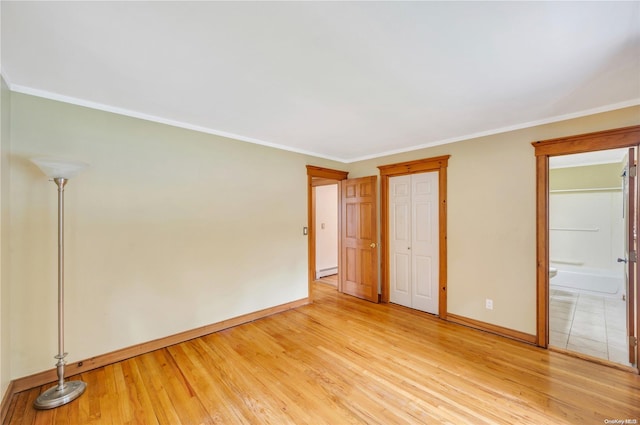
[
  {"left": 348, "top": 106, "right": 640, "bottom": 335},
  {"left": 1, "top": 76, "right": 11, "bottom": 396},
  {"left": 3, "top": 88, "right": 640, "bottom": 385},
  {"left": 7, "top": 93, "right": 342, "bottom": 379},
  {"left": 550, "top": 163, "right": 623, "bottom": 191}
]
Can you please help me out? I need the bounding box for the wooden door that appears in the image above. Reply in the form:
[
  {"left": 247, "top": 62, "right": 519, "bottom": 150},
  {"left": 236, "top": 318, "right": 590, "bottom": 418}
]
[{"left": 340, "top": 176, "right": 378, "bottom": 302}]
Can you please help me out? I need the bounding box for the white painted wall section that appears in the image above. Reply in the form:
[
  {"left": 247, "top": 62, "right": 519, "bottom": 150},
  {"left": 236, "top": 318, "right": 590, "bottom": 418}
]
[{"left": 314, "top": 184, "right": 338, "bottom": 278}]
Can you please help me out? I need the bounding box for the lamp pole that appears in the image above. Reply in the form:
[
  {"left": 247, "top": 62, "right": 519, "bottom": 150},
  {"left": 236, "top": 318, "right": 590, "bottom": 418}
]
[
  {"left": 31, "top": 159, "right": 88, "bottom": 410},
  {"left": 53, "top": 177, "right": 71, "bottom": 392}
]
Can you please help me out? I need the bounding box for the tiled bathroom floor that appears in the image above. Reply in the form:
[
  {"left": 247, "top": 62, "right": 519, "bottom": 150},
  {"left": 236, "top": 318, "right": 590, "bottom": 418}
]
[{"left": 549, "top": 289, "right": 631, "bottom": 366}]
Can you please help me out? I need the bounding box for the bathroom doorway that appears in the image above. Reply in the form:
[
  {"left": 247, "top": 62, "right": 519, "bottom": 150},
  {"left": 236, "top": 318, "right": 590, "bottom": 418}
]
[
  {"left": 533, "top": 125, "right": 640, "bottom": 372},
  {"left": 548, "top": 148, "right": 631, "bottom": 365}
]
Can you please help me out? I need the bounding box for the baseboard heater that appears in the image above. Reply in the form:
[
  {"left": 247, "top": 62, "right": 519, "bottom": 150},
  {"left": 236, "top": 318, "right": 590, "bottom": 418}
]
[{"left": 316, "top": 267, "right": 338, "bottom": 280}]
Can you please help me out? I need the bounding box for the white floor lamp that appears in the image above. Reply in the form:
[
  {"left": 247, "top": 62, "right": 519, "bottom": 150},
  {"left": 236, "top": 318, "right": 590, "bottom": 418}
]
[{"left": 31, "top": 157, "right": 88, "bottom": 410}]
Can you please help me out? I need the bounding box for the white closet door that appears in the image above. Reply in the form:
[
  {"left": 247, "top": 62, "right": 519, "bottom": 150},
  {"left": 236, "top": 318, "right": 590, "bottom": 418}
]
[
  {"left": 411, "top": 172, "right": 439, "bottom": 314},
  {"left": 389, "top": 172, "right": 439, "bottom": 314},
  {"left": 389, "top": 175, "right": 412, "bottom": 307}
]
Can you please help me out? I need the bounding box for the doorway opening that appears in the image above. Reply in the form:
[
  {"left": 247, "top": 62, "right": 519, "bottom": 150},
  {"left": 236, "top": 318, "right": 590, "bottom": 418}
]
[
  {"left": 313, "top": 182, "right": 339, "bottom": 287},
  {"left": 306, "top": 166, "right": 348, "bottom": 301},
  {"left": 548, "top": 148, "right": 631, "bottom": 366},
  {"left": 533, "top": 125, "right": 640, "bottom": 373}
]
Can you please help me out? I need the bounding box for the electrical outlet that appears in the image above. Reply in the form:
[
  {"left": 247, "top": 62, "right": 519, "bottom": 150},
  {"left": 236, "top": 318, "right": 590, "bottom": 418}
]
[{"left": 485, "top": 299, "right": 493, "bottom": 310}]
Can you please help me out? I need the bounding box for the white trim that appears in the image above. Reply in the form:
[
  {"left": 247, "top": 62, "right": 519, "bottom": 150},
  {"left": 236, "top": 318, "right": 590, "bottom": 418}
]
[
  {"left": 550, "top": 187, "right": 621, "bottom": 193},
  {"left": 7, "top": 83, "right": 345, "bottom": 163},
  {"left": 345, "top": 99, "right": 640, "bottom": 163},
  {"left": 550, "top": 227, "right": 600, "bottom": 232},
  {"left": 6, "top": 79, "right": 639, "bottom": 164}
]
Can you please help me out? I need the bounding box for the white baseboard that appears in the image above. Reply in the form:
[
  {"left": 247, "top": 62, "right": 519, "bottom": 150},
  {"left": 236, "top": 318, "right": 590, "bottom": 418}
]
[{"left": 316, "top": 267, "right": 338, "bottom": 279}]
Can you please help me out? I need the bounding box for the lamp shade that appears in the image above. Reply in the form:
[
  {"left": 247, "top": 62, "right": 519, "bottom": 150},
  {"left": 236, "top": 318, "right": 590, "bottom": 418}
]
[{"left": 31, "top": 157, "right": 89, "bottom": 179}]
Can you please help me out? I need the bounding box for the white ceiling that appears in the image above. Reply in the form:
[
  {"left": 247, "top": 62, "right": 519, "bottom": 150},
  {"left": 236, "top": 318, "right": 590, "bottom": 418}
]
[{"left": 2, "top": 1, "right": 639, "bottom": 163}]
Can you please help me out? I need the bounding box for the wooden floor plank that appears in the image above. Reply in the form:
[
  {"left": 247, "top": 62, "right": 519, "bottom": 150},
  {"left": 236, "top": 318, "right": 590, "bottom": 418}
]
[{"left": 5, "top": 282, "right": 640, "bottom": 424}]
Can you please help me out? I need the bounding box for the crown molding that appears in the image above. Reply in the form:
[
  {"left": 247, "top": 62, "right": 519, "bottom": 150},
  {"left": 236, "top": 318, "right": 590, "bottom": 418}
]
[
  {"left": 6, "top": 78, "right": 639, "bottom": 165},
  {"left": 7, "top": 82, "right": 346, "bottom": 163}
]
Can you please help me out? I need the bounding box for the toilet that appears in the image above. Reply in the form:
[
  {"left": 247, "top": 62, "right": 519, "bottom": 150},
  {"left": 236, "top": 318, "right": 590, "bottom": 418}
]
[{"left": 549, "top": 267, "right": 558, "bottom": 279}]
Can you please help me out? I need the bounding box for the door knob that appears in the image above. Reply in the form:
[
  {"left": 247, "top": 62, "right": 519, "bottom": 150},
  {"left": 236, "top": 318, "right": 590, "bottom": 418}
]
[
  {"left": 617, "top": 257, "right": 628, "bottom": 263},
  {"left": 370, "top": 243, "right": 376, "bottom": 248}
]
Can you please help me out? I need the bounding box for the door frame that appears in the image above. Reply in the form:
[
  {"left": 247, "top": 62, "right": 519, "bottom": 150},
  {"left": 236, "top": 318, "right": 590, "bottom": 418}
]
[
  {"left": 306, "top": 165, "right": 348, "bottom": 300},
  {"left": 378, "top": 155, "right": 450, "bottom": 319},
  {"left": 532, "top": 125, "right": 640, "bottom": 371}
]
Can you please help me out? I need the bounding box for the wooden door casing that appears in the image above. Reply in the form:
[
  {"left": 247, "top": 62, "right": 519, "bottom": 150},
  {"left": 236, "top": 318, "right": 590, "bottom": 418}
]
[
  {"left": 379, "top": 155, "right": 450, "bottom": 318},
  {"left": 306, "top": 165, "right": 349, "bottom": 301},
  {"left": 533, "top": 125, "right": 640, "bottom": 372}
]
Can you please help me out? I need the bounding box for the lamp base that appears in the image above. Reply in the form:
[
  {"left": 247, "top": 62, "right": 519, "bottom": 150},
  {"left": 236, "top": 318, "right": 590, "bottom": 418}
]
[{"left": 33, "top": 380, "right": 87, "bottom": 410}]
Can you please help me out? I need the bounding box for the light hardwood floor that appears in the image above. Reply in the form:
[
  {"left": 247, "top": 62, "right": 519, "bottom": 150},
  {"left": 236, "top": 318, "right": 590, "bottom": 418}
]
[{"left": 5, "top": 282, "right": 640, "bottom": 424}]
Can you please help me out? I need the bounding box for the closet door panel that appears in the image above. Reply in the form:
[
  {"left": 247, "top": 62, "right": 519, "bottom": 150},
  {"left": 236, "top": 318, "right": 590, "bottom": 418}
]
[
  {"left": 390, "top": 176, "right": 412, "bottom": 306},
  {"left": 412, "top": 172, "right": 439, "bottom": 314}
]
